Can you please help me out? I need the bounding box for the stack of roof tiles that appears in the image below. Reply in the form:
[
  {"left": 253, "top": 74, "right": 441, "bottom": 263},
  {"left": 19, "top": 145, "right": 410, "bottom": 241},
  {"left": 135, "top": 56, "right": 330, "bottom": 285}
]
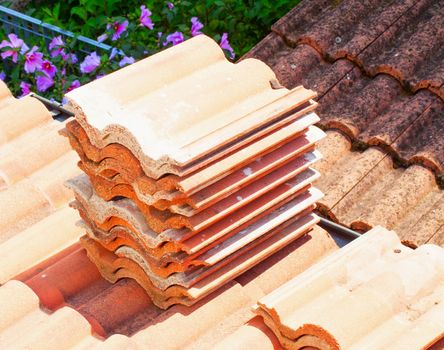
[{"left": 62, "top": 35, "right": 325, "bottom": 309}]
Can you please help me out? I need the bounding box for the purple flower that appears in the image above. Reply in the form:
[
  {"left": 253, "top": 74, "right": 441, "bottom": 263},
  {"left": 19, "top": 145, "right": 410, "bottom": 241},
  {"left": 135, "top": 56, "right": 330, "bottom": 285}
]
[
  {"left": 0, "top": 71, "right": 5, "bottom": 81},
  {"left": 66, "top": 79, "right": 81, "bottom": 92},
  {"left": 24, "top": 46, "right": 44, "bottom": 73},
  {"left": 190, "top": 17, "right": 203, "bottom": 36},
  {"left": 140, "top": 5, "right": 154, "bottom": 29},
  {"left": 40, "top": 60, "right": 57, "bottom": 78},
  {"left": 19, "top": 81, "right": 31, "bottom": 97},
  {"left": 220, "top": 33, "right": 235, "bottom": 59},
  {"left": 60, "top": 51, "right": 78, "bottom": 64},
  {"left": 109, "top": 47, "right": 118, "bottom": 61},
  {"left": 95, "top": 73, "right": 106, "bottom": 80},
  {"left": 80, "top": 52, "right": 101, "bottom": 74},
  {"left": 0, "top": 33, "right": 28, "bottom": 63},
  {"left": 119, "top": 56, "right": 135, "bottom": 67},
  {"left": 167, "top": 2, "right": 174, "bottom": 10},
  {"left": 49, "top": 35, "right": 65, "bottom": 57},
  {"left": 97, "top": 34, "right": 108, "bottom": 43},
  {"left": 108, "top": 20, "right": 128, "bottom": 41},
  {"left": 36, "top": 73, "right": 54, "bottom": 92},
  {"left": 163, "top": 32, "right": 184, "bottom": 46}
]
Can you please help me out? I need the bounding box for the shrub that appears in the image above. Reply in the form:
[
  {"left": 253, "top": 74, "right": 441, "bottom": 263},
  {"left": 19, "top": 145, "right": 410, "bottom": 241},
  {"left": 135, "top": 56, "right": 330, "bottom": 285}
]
[{"left": 1, "top": 1, "right": 298, "bottom": 100}]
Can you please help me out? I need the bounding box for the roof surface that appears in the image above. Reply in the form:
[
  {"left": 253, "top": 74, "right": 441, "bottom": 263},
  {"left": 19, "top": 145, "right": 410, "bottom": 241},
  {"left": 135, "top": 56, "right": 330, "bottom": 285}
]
[
  {"left": 1, "top": 1, "right": 444, "bottom": 347},
  {"left": 246, "top": 0, "right": 444, "bottom": 247}
]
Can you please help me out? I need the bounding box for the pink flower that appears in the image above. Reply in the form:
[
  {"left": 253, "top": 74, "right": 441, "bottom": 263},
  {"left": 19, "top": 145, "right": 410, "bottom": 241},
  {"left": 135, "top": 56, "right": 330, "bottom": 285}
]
[
  {"left": 24, "top": 46, "right": 43, "bottom": 73},
  {"left": 108, "top": 20, "right": 128, "bottom": 41},
  {"left": 190, "top": 17, "right": 203, "bottom": 36},
  {"left": 49, "top": 36, "right": 65, "bottom": 57},
  {"left": 163, "top": 32, "right": 184, "bottom": 46},
  {"left": 140, "top": 5, "right": 154, "bottom": 29},
  {"left": 66, "top": 79, "right": 81, "bottom": 92},
  {"left": 19, "top": 81, "right": 31, "bottom": 97},
  {"left": 80, "top": 52, "right": 101, "bottom": 74},
  {"left": 0, "top": 71, "right": 5, "bottom": 81},
  {"left": 220, "top": 33, "right": 235, "bottom": 59},
  {"left": 36, "top": 74, "right": 54, "bottom": 92},
  {"left": 0, "top": 33, "right": 28, "bottom": 63},
  {"left": 119, "top": 56, "right": 135, "bottom": 67},
  {"left": 40, "top": 60, "right": 57, "bottom": 78}
]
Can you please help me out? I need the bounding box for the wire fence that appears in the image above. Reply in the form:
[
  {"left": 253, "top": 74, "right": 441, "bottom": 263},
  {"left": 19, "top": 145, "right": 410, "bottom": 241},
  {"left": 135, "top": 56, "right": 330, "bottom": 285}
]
[{"left": 0, "top": 5, "right": 112, "bottom": 53}]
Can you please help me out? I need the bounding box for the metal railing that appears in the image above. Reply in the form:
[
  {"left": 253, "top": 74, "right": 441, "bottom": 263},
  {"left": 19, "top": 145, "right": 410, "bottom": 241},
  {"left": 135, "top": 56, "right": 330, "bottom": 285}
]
[{"left": 0, "top": 5, "right": 112, "bottom": 55}]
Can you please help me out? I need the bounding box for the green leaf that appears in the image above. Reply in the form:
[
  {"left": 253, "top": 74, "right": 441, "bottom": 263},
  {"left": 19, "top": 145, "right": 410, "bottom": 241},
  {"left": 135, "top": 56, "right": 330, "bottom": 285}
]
[
  {"left": 53, "top": 3, "right": 60, "bottom": 18},
  {"left": 71, "top": 7, "right": 88, "bottom": 22}
]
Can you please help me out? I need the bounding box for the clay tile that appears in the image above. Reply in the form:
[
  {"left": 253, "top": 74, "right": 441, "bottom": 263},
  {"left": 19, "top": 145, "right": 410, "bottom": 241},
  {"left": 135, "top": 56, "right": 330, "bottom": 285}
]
[
  {"left": 0, "top": 95, "right": 51, "bottom": 145},
  {"left": 0, "top": 206, "right": 83, "bottom": 284},
  {"left": 254, "top": 226, "right": 444, "bottom": 349},
  {"left": 66, "top": 35, "right": 317, "bottom": 178}
]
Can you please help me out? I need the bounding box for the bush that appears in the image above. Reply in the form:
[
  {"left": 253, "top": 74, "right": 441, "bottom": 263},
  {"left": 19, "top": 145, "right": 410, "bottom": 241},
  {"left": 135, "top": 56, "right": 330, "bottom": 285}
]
[{"left": 1, "top": 1, "right": 298, "bottom": 100}]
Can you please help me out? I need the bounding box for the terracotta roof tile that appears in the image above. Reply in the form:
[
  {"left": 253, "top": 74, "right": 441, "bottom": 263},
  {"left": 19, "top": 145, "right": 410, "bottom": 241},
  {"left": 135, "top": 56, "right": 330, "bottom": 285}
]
[
  {"left": 0, "top": 97, "right": 52, "bottom": 146},
  {"left": 357, "top": 0, "right": 444, "bottom": 95},
  {"left": 314, "top": 131, "right": 444, "bottom": 247},
  {"left": 0, "top": 226, "right": 337, "bottom": 347},
  {"left": 66, "top": 35, "right": 317, "bottom": 178},
  {"left": 0, "top": 206, "right": 82, "bottom": 284},
  {"left": 253, "top": 226, "right": 444, "bottom": 350},
  {"left": 246, "top": 0, "right": 444, "bottom": 178}
]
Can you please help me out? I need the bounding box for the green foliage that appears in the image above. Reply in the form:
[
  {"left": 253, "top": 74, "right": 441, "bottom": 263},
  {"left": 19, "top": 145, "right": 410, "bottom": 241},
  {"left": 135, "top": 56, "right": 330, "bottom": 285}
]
[
  {"left": 1, "top": 1, "right": 299, "bottom": 100},
  {"left": 25, "top": 0, "right": 298, "bottom": 57}
]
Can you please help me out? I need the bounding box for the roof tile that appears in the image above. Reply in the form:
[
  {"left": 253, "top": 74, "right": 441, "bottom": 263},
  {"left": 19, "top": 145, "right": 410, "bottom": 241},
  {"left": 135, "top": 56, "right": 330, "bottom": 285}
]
[
  {"left": 314, "top": 131, "right": 444, "bottom": 247},
  {"left": 254, "top": 226, "right": 444, "bottom": 349},
  {"left": 247, "top": 0, "right": 444, "bottom": 179}
]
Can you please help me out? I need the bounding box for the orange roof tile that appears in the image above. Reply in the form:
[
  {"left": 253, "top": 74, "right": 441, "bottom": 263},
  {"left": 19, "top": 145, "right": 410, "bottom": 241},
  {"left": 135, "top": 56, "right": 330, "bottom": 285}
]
[
  {"left": 253, "top": 226, "right": 444, "bottom": 350},
  {"left": 65, "top": 35, "right": 317, "bottom": 178}
]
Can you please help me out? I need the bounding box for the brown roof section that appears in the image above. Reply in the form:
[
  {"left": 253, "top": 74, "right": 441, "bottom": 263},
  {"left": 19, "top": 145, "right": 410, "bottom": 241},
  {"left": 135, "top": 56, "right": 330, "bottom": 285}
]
[
  {"left": 314, "top": 130, "right": 444, "bottom": 248},
  {"left": 252, "top": 226, "right": 444, "bottom": 350},
  {"left": 245, "top": 0, "right": 444, "bottom": 180}
]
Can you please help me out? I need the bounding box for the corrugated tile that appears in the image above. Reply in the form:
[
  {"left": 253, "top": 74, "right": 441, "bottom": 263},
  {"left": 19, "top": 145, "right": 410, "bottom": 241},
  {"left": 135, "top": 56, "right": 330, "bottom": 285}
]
[
  {"left": 65, "top": 118, "right": 323, "bottom": 211},
  {"left": 66, "top": 35, "right": 317, "bottom": 178},
  {"left": 0, "top": 93, "right": 52, "bottom": 145},
  {"left": 254, "top": 226, "right": 444, "bottom": 350},
  {"left": 314, "top": 131, "right": 444, "bottom": 247},
  {"left": 0, "top": 206, "right": 83, "bottom": 284},
  {"left": 357, "top": 0, "right": 444, "bottom": 96},
  {"left": 247, "top": 0, "right": 444, "bottom": 177},
  {"left": 0, "top": 226, "right": 337, "bottom": 347},
  {"left": 0, "top": 281, "right": 102, "bottom": 349}
]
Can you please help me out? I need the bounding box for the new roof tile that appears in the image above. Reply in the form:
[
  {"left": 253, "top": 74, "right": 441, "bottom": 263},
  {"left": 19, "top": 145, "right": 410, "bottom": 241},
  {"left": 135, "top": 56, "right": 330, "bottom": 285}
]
[
  {"left": 66, "top": 35, "right": 317, "bottom": 178},
  {"left": 253, "top": 226, "right": 444, "bottom": 350},
  {"left": 65, "top": 118, "right": 323, "bottom": 211}
]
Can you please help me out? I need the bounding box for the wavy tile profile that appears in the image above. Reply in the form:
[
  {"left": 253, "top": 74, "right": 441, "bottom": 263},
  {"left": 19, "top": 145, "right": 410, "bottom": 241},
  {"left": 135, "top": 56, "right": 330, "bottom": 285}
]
[
  {"left": 63, "top": 35, "right": 324, "bottom": 309},
  {"left": 253, "top": 226, "right": 444, "bottom": 350},
  {"left": 65, "top": 35, "right": 318, "bottom": 178}
]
